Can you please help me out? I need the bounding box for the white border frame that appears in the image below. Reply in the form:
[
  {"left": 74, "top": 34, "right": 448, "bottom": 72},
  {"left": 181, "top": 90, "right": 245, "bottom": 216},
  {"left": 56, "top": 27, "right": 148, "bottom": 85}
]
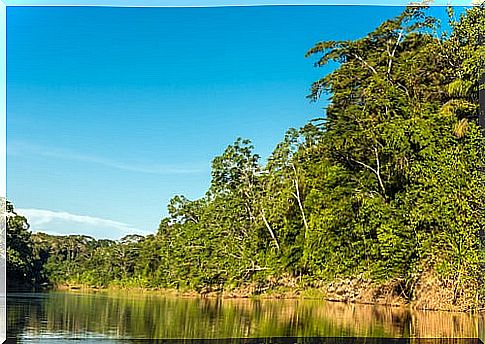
[
  {"left": 0, "top": 1, "right": 481, "bottom": 343},
  {"left": 1, "top": 1, "right": 5, "bottom": 343},
  {"left": 1, "top": 0, "right": 480, "bottom": 6}
]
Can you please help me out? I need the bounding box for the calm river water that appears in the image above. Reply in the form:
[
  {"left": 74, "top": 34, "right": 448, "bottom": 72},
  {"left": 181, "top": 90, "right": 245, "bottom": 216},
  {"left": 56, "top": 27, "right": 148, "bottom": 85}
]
[{"left": 5, "top": 291, "right": 484, "bottom": 343}]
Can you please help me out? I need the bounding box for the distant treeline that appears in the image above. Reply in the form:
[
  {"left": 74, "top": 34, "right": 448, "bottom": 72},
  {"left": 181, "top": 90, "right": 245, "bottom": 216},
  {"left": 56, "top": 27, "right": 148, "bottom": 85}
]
[{"left": 6, "top": 6, "right": 485, "bottom": 310}]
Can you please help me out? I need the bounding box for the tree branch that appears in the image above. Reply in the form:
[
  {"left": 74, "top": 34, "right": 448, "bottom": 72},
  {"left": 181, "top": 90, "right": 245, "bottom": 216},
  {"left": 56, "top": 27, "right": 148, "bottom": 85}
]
[
  {"left": 291, "top": 163, "right": 309, "bottom": 236},
  {"left": 387, "top": 30, "right": 403, "bottom": 75},
  {"left": 348, "top": 147, "right": 386, "bottom": 196},
  {"left": 261, "top": 210, "right": 280, "bottom": 251},
  {"left": 352, "top": 53, "right": 378, "bottom": 76}
]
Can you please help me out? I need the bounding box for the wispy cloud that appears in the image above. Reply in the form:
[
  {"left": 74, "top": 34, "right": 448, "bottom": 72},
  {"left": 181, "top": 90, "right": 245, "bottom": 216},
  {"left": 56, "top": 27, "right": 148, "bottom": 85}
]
[
  {"left": 17, "top": 208, "right": 151, "bottom": 239},
  {"left": 8, "top": 141, "right": 207, "bottom": 175}
]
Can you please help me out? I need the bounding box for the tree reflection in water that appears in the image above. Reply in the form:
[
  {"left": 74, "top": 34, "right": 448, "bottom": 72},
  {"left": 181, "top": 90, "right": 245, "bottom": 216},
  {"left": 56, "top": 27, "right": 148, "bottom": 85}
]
[{"left": 6, "top": 292, "right": 482, "bottom": 340}]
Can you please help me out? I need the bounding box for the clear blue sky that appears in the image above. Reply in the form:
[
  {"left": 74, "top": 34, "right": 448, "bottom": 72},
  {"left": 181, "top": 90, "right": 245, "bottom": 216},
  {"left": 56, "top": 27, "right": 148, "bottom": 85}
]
[{"left": 7, "top": 5, "right": 455, "bottom": 239}]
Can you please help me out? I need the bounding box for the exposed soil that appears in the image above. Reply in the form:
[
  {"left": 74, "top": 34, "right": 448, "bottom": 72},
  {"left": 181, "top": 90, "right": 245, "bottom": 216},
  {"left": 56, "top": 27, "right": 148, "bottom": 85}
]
[{"left": 55, "top": 271, "right": 483, "bottom": 313}]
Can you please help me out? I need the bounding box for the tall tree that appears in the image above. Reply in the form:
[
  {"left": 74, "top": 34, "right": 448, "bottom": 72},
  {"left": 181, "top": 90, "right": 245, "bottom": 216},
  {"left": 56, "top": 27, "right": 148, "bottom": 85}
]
[{"left": 6, "top": 201, "right": 35, "bottom": 290}]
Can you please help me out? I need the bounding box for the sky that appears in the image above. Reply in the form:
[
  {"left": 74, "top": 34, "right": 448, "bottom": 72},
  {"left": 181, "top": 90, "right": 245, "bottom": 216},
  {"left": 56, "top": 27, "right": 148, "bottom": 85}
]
[
  {"left": 6, "top": 5, "right": 457, "bottom": 240},
  {"left": 3, "top": 1, "right": 478, "bottom": 6}
]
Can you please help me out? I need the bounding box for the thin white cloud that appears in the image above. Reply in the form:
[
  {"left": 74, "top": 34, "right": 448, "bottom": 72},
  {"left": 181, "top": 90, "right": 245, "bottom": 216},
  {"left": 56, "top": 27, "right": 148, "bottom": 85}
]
[
  {"left": 17, "top": 208, "right": 151, "bottom": 239},
  {"left": 8, "top": 141, "right": 207, "bottom": 175}
]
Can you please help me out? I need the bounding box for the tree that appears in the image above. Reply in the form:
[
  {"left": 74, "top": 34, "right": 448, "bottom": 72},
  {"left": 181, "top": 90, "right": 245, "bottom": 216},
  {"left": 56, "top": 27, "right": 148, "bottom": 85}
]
[
  {"left": 10, "top": 5, "right": 483, "bottom": 310},
  {"left": 303, "top": 5, "right": 484, "bottom": 307},
  {"left": 6, "top": 201, "right": 35, "bottom": 290}
]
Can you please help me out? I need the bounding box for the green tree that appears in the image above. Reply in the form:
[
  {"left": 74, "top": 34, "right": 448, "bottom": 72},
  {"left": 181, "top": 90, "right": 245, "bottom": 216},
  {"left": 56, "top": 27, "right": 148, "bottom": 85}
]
[{"left": 6, "top": 201, "right": 35, "bottom": 290}]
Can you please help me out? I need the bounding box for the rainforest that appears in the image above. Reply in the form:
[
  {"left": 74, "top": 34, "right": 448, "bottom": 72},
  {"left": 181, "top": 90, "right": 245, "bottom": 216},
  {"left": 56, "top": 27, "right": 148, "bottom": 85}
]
[{"left": 5, "top": 5, "right": 485, "bottom": 313}]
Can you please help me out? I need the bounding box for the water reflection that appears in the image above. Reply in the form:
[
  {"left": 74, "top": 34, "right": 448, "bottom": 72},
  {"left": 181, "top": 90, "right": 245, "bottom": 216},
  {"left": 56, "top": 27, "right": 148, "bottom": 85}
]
[{"left": 6, "top": 292, "right": 481, "bottom": 341}]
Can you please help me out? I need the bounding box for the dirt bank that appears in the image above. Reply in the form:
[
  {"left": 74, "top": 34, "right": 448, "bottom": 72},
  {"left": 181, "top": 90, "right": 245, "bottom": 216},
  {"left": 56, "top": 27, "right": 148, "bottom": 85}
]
[{"left": 55, "top": 271, "right": 483, "bottom": 313}]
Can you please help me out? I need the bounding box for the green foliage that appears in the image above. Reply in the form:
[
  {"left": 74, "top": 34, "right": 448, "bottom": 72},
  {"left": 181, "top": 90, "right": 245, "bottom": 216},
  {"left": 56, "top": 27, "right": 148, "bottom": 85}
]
[
  {"left": 9, "top": 6, "right": 484, "bottom": 309},
  {"left": 6, "top": 201, "right": 35, "bottom": 290}
]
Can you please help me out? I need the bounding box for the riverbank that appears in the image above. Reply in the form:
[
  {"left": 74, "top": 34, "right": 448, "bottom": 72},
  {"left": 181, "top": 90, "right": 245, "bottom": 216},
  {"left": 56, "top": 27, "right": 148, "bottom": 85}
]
[{"left": 54, "top": 270, "right": 483, "bottom": 313}]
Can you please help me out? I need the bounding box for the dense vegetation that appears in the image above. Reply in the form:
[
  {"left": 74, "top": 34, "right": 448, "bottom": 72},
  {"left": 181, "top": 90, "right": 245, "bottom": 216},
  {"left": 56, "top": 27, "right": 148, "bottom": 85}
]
[{"left": 6, "top": 6, "right": 484, "bottom": 310}]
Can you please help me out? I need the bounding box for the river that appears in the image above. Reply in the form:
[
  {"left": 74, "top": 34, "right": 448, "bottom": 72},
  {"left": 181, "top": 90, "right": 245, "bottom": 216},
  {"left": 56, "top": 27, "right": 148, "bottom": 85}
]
[{"left": 5, "top": 291, "right": 483, "bottom": 343}]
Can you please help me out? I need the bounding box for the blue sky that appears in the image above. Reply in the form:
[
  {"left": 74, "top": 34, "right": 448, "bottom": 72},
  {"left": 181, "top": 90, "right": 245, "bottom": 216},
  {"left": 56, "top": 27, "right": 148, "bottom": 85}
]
[{"left": 7, "top": 5, "right": 456, "bottom": 239}]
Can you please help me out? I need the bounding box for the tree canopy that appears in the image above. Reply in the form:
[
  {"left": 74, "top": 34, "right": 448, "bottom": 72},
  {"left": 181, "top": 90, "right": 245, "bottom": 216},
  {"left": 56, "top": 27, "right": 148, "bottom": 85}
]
[{"left": 7, "top": 5, "right": 484, "bottom": 310}]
